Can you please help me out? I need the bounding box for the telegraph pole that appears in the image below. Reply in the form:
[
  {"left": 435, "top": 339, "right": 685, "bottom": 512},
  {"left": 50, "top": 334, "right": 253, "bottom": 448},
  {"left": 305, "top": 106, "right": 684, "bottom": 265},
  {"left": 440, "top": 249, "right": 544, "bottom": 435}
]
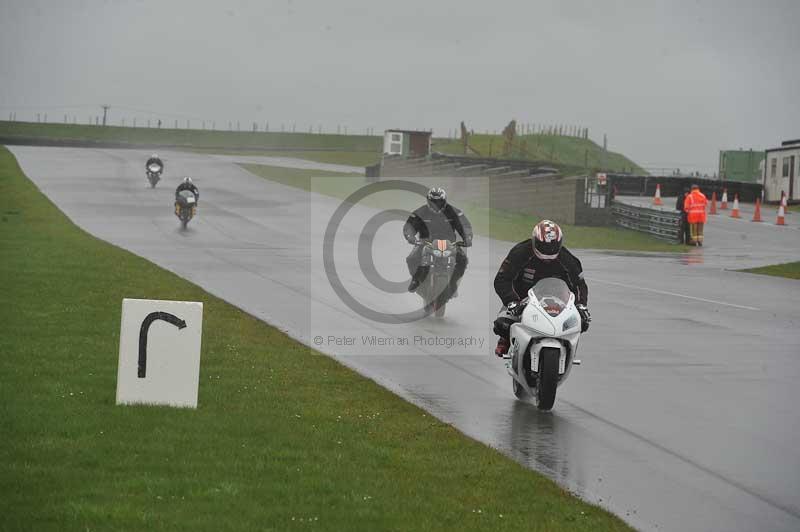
[{"left": 101, "top": 105, "right": 110, "bottom": 126}]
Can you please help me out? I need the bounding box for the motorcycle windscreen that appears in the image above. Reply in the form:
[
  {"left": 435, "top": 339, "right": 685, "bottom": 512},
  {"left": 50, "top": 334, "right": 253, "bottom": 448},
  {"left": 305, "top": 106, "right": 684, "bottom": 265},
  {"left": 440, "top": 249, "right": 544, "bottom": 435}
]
[
  {"left": 177, "top": 190, "right": 196, "bottom": 203},
  {"left": 148, "top": 164, "right": 162, "bottom": 173},
  {"left": 532, "top": 277, "right": 571, "bottom": 317}
]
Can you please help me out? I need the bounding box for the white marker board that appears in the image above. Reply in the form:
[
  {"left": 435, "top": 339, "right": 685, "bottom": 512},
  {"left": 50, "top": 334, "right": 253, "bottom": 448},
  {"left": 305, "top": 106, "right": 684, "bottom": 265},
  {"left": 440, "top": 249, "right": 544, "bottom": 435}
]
[{"left": 116, "top": 298, "right": 203, "bottom": 408}]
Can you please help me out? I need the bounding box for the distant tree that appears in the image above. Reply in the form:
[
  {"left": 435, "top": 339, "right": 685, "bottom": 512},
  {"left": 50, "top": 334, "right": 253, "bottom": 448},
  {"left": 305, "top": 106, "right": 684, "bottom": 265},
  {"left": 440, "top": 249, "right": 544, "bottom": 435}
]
[
  {"left": 501, "top": 119, "right": 517, "bottom": 156},
  {"left": 460, "top": 121, "right": 470, "bottom": 155}
]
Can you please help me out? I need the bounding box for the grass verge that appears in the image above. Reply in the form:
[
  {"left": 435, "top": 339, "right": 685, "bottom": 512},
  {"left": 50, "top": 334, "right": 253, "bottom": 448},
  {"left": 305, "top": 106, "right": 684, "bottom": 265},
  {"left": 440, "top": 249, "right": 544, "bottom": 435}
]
[
  {"left": 740, "top": 261, "right": 800, "bottom": 280},
  {"left": 242, "top": 164, "right": 684, "bottom": 253},
  {"left": 0, "top": 146, "right": 631, "bottom": 531}
]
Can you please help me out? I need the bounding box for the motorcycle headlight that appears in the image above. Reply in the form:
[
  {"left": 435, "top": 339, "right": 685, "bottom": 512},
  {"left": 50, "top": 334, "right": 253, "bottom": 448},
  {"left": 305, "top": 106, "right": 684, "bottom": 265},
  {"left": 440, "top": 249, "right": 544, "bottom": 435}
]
[
  {"left": 432, "top": 250, "right": 442, "bottom": 257},
  {"left": 442, "top": 250, "right": 452, "bottom": 257},
  {"left": 562, "top": 314, "right": 579, "bottom": 331}
]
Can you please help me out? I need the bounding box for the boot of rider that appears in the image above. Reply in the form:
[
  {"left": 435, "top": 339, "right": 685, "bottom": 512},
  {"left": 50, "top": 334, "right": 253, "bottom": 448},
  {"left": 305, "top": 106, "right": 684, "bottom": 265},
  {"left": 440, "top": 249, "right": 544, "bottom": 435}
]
[
  {"left": 495, "top": 337, "right": 510, "bottom": 358},
  {"left": 408, "top": 266, "right": 429, "bottom": 292}
]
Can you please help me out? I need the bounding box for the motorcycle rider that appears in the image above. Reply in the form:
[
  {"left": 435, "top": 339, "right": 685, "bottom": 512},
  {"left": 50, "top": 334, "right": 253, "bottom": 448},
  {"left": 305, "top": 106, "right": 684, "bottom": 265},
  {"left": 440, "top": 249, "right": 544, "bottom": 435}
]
[
  {"left": 145, "top": 153, "right": 163, "bottom": 173},
  {"left": 493, "top": 219, "right": 590, "bottom": 357},
  {"left": 403, "top": 187, "right": 473, "bottom": 301},
  {"left": 175, "top": 177, "right": 199, "bottom": 202}
]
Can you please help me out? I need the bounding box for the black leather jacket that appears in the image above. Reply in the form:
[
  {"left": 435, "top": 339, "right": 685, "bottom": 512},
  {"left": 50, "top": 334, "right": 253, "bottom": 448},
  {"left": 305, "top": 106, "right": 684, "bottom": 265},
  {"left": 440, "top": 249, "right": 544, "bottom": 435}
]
[
  {"left": 402, "top": 204, "right": 473, "bottom": 244},
  {"left": 146, "top": 157, "right": 163, "bottom": 172},
  {"left": 494, "top": 239, "right": 588, "bottom": 306}
]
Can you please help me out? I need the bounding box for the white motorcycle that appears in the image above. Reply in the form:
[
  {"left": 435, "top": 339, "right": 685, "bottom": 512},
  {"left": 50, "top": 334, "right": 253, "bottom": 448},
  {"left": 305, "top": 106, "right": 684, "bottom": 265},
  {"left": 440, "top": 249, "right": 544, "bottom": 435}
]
[
  {"left": 146, "top": 162, "right": 163, "bottom": 188},
  {"left": 506, "top": 277, "right": 583, "bottom": 410}
]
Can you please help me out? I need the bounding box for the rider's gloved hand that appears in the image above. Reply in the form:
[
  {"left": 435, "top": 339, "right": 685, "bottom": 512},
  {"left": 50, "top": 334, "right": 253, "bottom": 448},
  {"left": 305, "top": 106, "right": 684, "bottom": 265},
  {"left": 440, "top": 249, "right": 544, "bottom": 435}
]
[
  {"left": 576, "top": 304, "right": 591, "bottom": 332},
  {"left": 462, "top": 237, "right": 473, "bottom": 247},
  {"left": 506, "top": 300, "right": 524, "bottom": 317}
]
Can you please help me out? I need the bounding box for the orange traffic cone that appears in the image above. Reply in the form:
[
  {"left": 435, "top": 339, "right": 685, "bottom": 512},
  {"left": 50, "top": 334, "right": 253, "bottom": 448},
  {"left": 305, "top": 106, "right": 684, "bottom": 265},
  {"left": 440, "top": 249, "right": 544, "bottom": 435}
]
[
  {"left": 776, "top": 192, "right": 786, "bottom": 226},
  {"left": 752, "top": 198, "right": 762, "bottom": 222},
  {"left": 653, "top": 183, "right": 663, "bottom": 206},
  {"left": 731, "top": 194, "right": 740, "bottom": 218},
  {"left": 720, "top": 189, "right": 728, "bottom": 210},
  {"left": 710, "top": 191, "right": 718, "bottom": 214}
]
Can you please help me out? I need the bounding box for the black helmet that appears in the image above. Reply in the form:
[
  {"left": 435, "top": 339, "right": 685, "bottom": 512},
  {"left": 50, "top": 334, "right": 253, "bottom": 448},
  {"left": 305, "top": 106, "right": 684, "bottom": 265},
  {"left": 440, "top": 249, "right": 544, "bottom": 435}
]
[
  {"left": 427, "top": 187, "right": 447, "bottom": 212},
  {"left": 532, "top": 219, "right": 563, "bottom": 260}
]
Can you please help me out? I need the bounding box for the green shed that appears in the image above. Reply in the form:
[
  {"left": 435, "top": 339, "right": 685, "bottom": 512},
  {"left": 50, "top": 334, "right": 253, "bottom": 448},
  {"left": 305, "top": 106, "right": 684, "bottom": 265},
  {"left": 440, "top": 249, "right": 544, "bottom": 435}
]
[{"left": 718, "top": 149, "right": 764, "bottom": 182}]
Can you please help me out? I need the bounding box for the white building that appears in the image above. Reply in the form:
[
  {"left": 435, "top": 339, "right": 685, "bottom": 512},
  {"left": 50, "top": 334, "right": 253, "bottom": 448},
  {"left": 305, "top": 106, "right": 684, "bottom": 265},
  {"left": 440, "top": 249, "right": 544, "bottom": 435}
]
[
  {"left": 383, "top": 129, "right": 432, "bottom": 158},
  {"left": 763, "top": 139, "right": 800, "bottom": 202}
]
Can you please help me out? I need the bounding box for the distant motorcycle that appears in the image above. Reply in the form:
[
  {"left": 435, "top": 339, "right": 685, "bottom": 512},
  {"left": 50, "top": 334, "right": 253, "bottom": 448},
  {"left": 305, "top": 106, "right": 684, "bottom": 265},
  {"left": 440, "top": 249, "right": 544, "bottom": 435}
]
[
  {"left": 146, "top": 161, "right": 163, "bottom": 188},
  {"left": 413, "top": 239, "right": 464, "bottom": 318},
  {"left": 506, "top": 277, "right": 583, "bottom": 410},
  {"left": 174, "top": 190, "right": 197, "bottom": 229}
]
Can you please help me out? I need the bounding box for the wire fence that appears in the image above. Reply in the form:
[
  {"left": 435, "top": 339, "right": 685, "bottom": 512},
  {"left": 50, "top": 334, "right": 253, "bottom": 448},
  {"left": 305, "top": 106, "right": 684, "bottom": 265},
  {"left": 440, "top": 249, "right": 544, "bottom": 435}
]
[{"left": 1, "top": 109, "right": 383, "bottom": 136}]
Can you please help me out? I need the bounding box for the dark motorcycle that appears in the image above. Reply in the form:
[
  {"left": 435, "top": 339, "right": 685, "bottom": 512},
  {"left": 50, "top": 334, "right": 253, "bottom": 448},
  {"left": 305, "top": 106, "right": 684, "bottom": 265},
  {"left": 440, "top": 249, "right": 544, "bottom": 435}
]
[
  {"left": 146, "top": 162, "right": 163, "bottom": 188},
  {"left": 414, "top": 239, "right": 464, "bottom": 318},
  {"left": 174, "top": 190, "right": 197, "bottom": 229}
]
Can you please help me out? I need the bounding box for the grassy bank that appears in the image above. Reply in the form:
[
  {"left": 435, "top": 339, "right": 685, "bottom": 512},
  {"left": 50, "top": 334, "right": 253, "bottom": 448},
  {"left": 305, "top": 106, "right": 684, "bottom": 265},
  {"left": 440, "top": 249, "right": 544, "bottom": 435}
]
[
  {"left": 740, "top": 261, "right": 800, "bottom": 280},
  {"left": 432, "top": 133, "right": 645, "bottom": 174},
  {"left": 242, "top": 164, "right": 683, "bottom": 252},
  {"left": 0, "top": 122, "right": 648, "bottom": 175},
  {"left": 0, "top": 147, "right": 631, "bottom": 531},
  {"left": 0, "top": 121, "right": 382, "bottom": 152}
]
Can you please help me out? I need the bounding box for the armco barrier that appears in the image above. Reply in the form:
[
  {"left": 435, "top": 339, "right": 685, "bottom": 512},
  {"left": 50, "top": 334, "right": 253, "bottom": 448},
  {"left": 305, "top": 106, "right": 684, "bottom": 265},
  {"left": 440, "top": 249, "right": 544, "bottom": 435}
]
[{"left": 611, "top": 200, "right": 681, "bottom": 242}]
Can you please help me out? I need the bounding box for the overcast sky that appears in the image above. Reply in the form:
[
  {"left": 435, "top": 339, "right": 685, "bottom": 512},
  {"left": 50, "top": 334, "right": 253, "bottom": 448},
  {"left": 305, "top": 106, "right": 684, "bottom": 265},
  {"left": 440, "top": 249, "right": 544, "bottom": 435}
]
[{"left": 1, "top": 0, "right": 798, "bottom": 173}]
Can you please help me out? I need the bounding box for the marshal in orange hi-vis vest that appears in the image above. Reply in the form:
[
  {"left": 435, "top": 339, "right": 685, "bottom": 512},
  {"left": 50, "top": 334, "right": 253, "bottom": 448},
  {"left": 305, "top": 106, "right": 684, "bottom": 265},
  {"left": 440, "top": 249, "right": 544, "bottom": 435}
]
[{"left": 684, "top": 189, "right": 708, "bottom": 224}]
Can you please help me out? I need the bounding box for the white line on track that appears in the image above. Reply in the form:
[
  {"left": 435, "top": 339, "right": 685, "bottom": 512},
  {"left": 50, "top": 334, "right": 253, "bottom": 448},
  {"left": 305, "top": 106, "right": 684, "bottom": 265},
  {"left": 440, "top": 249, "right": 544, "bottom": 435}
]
[{"left": 590, "top": 278, "right": 761, "bottom": 311}]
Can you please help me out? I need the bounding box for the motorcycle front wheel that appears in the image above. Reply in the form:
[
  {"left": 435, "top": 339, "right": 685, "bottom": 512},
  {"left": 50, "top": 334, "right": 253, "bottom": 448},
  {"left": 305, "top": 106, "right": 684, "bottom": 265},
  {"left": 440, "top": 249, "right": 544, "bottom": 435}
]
[{"left": 536, "top": 347, "right": 559, "bottom": 410}]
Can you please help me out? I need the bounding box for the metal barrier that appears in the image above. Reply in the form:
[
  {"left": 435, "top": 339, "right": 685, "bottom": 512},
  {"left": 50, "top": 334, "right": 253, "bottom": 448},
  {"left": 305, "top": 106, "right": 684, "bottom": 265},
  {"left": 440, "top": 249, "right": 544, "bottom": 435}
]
[{"left": 611, "top": 200, "right": 680, "bottom": 242}]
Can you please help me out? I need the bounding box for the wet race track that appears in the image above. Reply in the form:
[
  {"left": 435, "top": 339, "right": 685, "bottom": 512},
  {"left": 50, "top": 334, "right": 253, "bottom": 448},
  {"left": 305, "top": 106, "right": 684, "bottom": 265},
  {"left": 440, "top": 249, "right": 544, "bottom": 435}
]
[{"left": 10, "top": 146, "right": 800, "bottom": 532}]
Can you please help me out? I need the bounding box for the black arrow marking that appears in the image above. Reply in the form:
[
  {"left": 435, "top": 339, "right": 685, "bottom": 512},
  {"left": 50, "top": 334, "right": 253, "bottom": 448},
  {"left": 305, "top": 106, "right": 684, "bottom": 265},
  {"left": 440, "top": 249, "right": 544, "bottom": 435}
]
[{"left": 138, "top": 311, "right": 187, "bottom": 378}]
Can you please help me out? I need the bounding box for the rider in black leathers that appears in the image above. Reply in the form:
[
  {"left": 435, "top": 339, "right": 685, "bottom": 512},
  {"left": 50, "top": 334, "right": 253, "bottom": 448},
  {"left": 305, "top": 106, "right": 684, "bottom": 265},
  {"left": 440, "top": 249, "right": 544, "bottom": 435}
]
[
  {"left": 146, "top": 153, "right": 163, "bottom": 172},
  {"left": 403, "top": 187, "right": 473, "bottom": 302},
  {"left": 175, "top": 177, "right": 199, "bottom": 203},
  {"left": 493, "top": 219, "right": 590, "bottom": 357}
]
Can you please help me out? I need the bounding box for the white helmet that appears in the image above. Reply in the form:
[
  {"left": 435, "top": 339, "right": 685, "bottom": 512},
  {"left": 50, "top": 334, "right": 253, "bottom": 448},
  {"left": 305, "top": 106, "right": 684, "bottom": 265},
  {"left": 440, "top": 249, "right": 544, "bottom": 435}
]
[
  {"left": 183, "top": 177, "right": 193, "bottom": 185},
  {"left": 532, "top": 219, "right": 563, "bottom": 261}
]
